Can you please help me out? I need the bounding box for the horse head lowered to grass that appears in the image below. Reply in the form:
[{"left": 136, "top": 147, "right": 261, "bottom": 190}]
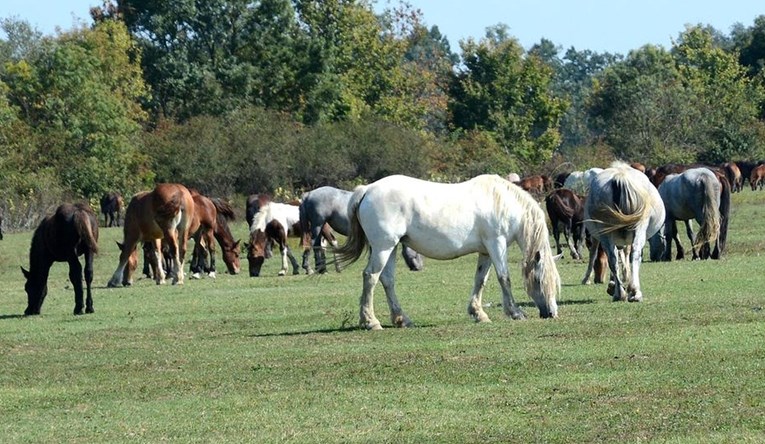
[{"left": 334, "top": 174, "right": 561, "bottom": 330}]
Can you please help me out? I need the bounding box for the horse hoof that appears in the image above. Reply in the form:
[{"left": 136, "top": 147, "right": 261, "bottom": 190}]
[
  {"left": 278, "top": 271, "right": 286, "bottom": 277},
  {"left": 364, "top": 322, "right": 383, "bottom": 331},
  {"left": 190, "top": 273, "right": 201, "bottom": 280},
  {"left": 208, "top": 272, "right": 216, "bottom": 279},
  {"left": 106, "top": 280, "right": 121, "bottom": 288}
]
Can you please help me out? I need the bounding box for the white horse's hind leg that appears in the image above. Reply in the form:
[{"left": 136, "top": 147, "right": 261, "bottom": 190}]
[
  {"left": 360, "top": 247, "right": 395, "bottom": 330},
  {"left": 627, "top": 240, "right": 644, "bottom": 302},
  {"left": 379, "top": 246, "right": 412, "bottom": 328},
  {"left": 602, "top": 239, "right": 626, "bottom": 301},
  {"left": 468, "top": 254, "right": 493, "bottom": 323}
]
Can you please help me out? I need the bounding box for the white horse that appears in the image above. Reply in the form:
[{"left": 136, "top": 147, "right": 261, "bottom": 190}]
[
  {"left": 582, "top": 162, "right": 665, "bottom": 302},
  {"left": 250, "top": 202, "right": 301, "bottom": 276},
  {"left": 335, "top": 174, "right": 561, "bottom": 330},
  {"left": 564, "top": 167, "right": 603, "bottom": 195}
]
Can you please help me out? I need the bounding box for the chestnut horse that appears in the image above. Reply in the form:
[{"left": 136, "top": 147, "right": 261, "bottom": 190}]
[
  {"left": 750, "top": 164, "right": 765, "bottom": 190},
  {"left": 189, "top": 195, "right": 241, "bottom": 277},
  {"left": 100, "top": 192, "right": 124, "bottom": 227},
  {"left": 516, "top": 175, "right": 552, "bottom": 196},
  {"left": 107, "top": 183, "right": 197, "bottom": 287},
  {"left": 22, "top": 203, "right": 99, "bottom": 315},
  {"left": 722, "top": 162, "right": 743, "bottom": 193}
]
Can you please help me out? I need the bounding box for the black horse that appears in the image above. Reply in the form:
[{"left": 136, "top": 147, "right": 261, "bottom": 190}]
[
  {"left": 0, "top": 213, "right": 4, "bottom": 240},
  {"left": 100, "top": 192, "right": 124, "bottom": 227},
  {"left": 22, "top": 203, "right": 99, "bottom": 315}
]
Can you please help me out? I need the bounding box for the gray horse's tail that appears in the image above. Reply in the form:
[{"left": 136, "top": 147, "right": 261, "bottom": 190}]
[
  {"left": 695, "top": 174, "right": 721, "bottom": 252},
  {"left": 333, "top": 185, "right": 369, "bottom": 270},
  {"left": 715, "top": 175, "right": 731, "bottom": 257}
]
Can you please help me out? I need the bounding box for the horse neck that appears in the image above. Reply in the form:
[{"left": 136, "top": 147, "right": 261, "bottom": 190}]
[
  {"left": 28, "top": 228, "right": 53, "bottom": 279},
  {"left": 214, "top": 216, "right": 235, "bottom": 247}
]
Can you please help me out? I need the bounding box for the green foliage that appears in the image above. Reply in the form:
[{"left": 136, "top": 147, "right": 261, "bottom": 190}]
[{"left": 449, "top": 26, "right": 567, "bottom": 167}]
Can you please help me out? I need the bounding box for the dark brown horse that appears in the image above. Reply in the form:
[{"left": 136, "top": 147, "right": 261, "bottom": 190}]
[
  {"left": 22, "top": 203, "right": 99, "bottom": 315},
  {"left": 545, "top": 188, "right": 586, "bottom": 260},
  {"left": 107, "top": 183, "right": 197, "bottom": 287},
  {"left": 0, "top": 212, "right": 4, "bottom": 240},
  {"left": 100, "top": 192, "right": 124, "bottom": 227}
]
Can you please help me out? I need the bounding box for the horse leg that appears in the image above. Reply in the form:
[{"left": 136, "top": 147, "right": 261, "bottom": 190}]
[
  {"left": 467, "top": 253, "right": 494, "bottom": 323},
  {"left": 360, "top": 247, "right": 396, "bottom": 330},
  {"left": 627, "top": 240, "right": 644, "bottom": 302},
  {"left": 552, "top": 220, "right": 563, "bottom": 255},
  {"left": 108, "top": 234, "right": 140, "bottom": 287},
  {"left": 311, "top": 224, "right": 326, "bottom": 274},
  {"left": 378, "top": 245, "right": 412, "bottom": 328},
  {"left": 147, "top": 240, "right": 165, "bottom": 285},
  {"left": 190, "top": 235, "right": 203, "bottom": 279},
  {"left": 490, "top": 242, "right": 527, "bottom": 320},
  {"left": 286, "top": 246, "right": 300, "bottom": 275},
  {"left": 564, "top": 220, "right": 579, "bottom": 260},
  {"left": 682, "top": 220, "right": 699, "bottom": 260},
  {"left": 661, "top": 221, "right": 674, "bottom": 261},
  {"left": 84, "top": 250, "right": 95, "bottom": 313},
  {"left": 594, "top": 246, "right": 607, "bottom": 284},
  {"left": 601, "top": 239, "right": 627, "bottom": 301},
  {"left": 581, "top": 236, "right": 600, "bottom": 284},
  {"left": 164, "top": 230, "right": 182, "bottom": 285},
  {"left": 205, "top": 231, "right": 217, "bottom": 278},
  {"left": 68, "top": 257, "right": 85, "bottom": 315}
]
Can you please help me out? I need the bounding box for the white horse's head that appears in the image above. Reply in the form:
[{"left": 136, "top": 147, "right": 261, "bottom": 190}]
[{"left": 519, "top": 201, "right": 561, "bottom": 318}]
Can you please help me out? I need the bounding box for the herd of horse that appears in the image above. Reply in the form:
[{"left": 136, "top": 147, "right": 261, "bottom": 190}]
[{"left": 15, "top": 158, "right": 758, "bottom": 327}]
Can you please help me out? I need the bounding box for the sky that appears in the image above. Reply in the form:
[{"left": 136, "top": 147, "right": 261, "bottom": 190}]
[{"left": 1, "top": 0, "right": 763, "bottom": 55}]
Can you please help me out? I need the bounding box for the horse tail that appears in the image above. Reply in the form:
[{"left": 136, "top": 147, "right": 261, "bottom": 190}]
[
  {"left": 154, "top": 188, "right": 183, "bottom": 220},
  {"left": 694, "top": 174, "right": 721, "bottom": 253},
  {"left": 333, "top": 185, "right": 370, "bottom": 270},
  {"left": 716, "top": 176, "right": 731, "bottom": 256},
  {"left": 211, "top": 198, "right": 235, "bottom": 221},
  {"left": 298, "top": 196, "right": 311, "bottom": 246},
  {"left": 74, "top": 207, "right": 99, "bottom": 255},
  {"left": 588, "top": 172, "right": 650, "bottom": 236}
]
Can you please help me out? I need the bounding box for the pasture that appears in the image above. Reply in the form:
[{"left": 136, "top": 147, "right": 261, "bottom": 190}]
[{"left": 1, "top": 190, "right": 764, "bottom": 443}]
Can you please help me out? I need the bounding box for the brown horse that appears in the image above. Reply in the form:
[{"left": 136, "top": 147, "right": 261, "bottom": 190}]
[
  {"left": 721, "top": 162, "right": 743, "bottom": 193},
  {"left": 189, "top": 194, "right": 241, "bottom": 277},
  {"left": 630, "top": 162, "right": 646, "bottom": 173},
  {"left": 107, "top": 183, "right": 196, "bottom": 287},
  {"left": 22, "top": 203, "right": 99, "bottom": 315},
  {"left": 100, "top": 192, "right": 124, "bottom": 227},
  {"left": 545, "top": 188, "right": 586, "bottom": 260},
  {"left": 750, "top": 165, "right": 765, "bottom": 190},
  {"left": 517, "top": 175, "right": 552, "bottom": 196}
]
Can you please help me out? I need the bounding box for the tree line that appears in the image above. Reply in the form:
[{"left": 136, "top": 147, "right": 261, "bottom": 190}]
[{"left": 2, "top": 0, "right": 765, "bottom": 229}]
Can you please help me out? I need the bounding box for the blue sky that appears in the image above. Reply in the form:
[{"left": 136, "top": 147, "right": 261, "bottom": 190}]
[{"left": 2, "top": 0, "right": 763, "bottom": 54}]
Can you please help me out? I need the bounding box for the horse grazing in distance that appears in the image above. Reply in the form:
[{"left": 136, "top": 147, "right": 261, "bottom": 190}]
[
  {"left": 107, "top": 183, "right": 196, "bottom": 287},
  {"left": 298, "top": 186, "right": 424, "bottom": 274},
  {"left": 246, "top": 200, "right": 306, "bottom": 277},
  {"left": 721, "top": 162, "right": 743, "bottom": 193},
  {"left": 100, "top": 192, "right": 124, "bottom": 227},
  {"left": 750, "top": 164, "right": 765, "bottom": 191},
  {"left": 335, "top": 174, "right": 561, "bottom": 330},
  {"left": 208, "top": 198, "right": 241, "bottom": 275},
  {"left": 516, "top": 175, "right": 552, "bottom": 196},
  {"left": 22, "top": 203, "right": 99, "bottom": 315},
  {"left": 545, "top": 188, "right": 586, "bottom": 260},
  {"left": 649, "top": 168, "right": 721, "bottom": 261},
  {"left": 583, "top": 162, "right": 665, "bottom": 302}
]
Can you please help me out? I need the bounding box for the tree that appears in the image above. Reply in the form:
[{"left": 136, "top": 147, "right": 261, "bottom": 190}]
[{"left": 448, "top": 25, "right": 567, "bottom": 167}]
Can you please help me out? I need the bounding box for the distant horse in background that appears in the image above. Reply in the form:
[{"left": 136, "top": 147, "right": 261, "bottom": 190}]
[
  {"left": 735, "top": 160, "right": 761, "bottom": 188},
  {"left": 583, "top": 162, "right": 665, "bottom": 302},
  {"left": 298, "top": 186, "right": 424, "bottom": 274},
  {"left": 247, "top": 200, "right": 304, "bottom": 276},
  {"left": 722, "top": 162, "right": 743, "bottom": 193},
  {"left": 630, "top": 162, "right": 646, "bottom": 173},
  {"left": 0, "top": 213, "right": 4, "bottom": 240},
  {"left": 22, "top": 203, "right": 99, "bottom": 315},
  {"left": 650, "top": 168, "right": 721, "bottom": 261},
  {"left": 100, "top": 192, "right": 124, "bottom": 227},
  {"left": 750, "top": 164, "right": 765, "bottom": 190},
  {"left": 107, "top": 183, "right": 196, "bottom": 287},
  {"left": 564, "top": 168, "right": 603, "bottom": 195},
  {"left": 516, "top": 175, "right": 552, "bottom": 196},
  {"left": 335, "top": 174, "right": 561, "bottom": 330},
  {"left": 545, "top": 188, "right": 586, "bottom": 260},
  {"left": 506, "top": 173, "right": 521, "bottom": 183}
]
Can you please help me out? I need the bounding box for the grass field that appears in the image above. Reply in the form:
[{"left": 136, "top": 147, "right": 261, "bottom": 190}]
[{"left": 1, "top": 190, "right": 764, "bottom": 443}]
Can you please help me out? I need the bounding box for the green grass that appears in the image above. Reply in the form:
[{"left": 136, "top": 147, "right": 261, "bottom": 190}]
[{"left": 1, "top": 191, "right": 765, "bottom": 443}]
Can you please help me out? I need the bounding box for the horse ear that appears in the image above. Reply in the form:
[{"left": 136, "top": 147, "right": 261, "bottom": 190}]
[
  {"left": 20, "top": 266, "right": 30, "bottom": 279},
  {"left": 234, "top": 239, "right": 241, "bottom": 249},
  {"left": 116, "top": 241, "right": 124, "bottom": 251}
]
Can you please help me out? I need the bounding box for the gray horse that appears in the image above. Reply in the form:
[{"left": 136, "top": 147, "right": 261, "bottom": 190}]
[
  {"left": 583, "top": 162, "right": 665, "bottom": 302},
  {"left": 299, "top": 186, "right": 424, "bottom": 274},
  {"left": 648, "top": 168, "right": 721, "bottom": 261}
]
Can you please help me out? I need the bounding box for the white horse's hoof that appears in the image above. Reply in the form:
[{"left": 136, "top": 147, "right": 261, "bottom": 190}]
[
  {"left": 190, "top": 273, "right": 201, "bottom": 280},
  {"left": 278, "top": 270, "right": 286, "bottom": 276},
  {"left": 208, "top": 271, "right": 216, "bottom": 279},
  {"left": 365, "top": 322, "right": 383, "bottom": 331}
]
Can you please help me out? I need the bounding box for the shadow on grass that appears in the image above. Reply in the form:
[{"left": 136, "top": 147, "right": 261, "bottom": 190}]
[
  {"left": 509, "top": 298, "right": 595, "bottom": 309},
  {"left": 0, "top": 314, "right": 26, "bottom": 320},
  {"left": 249, "top": 323, "right": 438, "bottom": 337}
]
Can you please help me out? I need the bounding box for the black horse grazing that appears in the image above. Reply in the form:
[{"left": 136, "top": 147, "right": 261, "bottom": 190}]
[
  {"left": 22, "top": 203, "right": 99, "bottom": 315},
  {"left": 100, "top": 192, "right": 124, "bottom": 227}
]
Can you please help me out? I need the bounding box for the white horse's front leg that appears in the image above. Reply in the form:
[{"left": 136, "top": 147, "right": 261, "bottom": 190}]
[
  {"left": 379, "top": 245, "right": 412, "bottom": 328},
  {"left": 628, "top": 240, "right": 644, "bottom": 302},
  {"left": 278, "top": 245, "right": 289, "bottom": 276},
  {"left": 468, "top": 253, "right": 493, "bottom": 322}
]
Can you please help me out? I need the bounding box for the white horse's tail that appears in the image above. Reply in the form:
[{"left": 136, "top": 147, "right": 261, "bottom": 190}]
[
  {"left": 695, "top": 175, "right": 721, "bottom": 250},
  {"left": 588, "top": 172, "right": 651, "bottom": 237},
  {"left": 333, "top": 185, "right": 369, "bottom": 270}
]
